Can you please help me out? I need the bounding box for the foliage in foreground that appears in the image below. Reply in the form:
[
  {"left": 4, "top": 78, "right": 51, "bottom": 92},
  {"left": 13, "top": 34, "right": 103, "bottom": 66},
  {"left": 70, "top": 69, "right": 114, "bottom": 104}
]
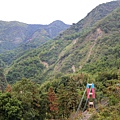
[{"left": 0, "top": 71, "right": 120, "bottom": 120}]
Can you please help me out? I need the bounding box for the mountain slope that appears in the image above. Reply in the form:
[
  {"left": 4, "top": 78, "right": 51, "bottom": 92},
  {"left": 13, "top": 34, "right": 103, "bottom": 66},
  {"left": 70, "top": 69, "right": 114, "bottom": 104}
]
[
  {"left": 55, "top": 7, "right": 120, "bottom": 74},
  {"left": 3, "top": 6, "right": 120, "bottom": 83},
  {"left": 57, "top": 1, "right": 120, "bottom": 39}
]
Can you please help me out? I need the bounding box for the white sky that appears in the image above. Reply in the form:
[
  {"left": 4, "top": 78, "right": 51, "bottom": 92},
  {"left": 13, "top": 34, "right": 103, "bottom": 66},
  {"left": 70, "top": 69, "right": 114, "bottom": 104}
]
[{"left": 0, "top": 0, "right": 114, "bottom": 25}]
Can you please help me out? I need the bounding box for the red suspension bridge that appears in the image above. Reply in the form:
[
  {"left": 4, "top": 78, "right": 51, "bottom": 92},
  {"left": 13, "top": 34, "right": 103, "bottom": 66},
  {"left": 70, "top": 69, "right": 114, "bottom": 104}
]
[{"left": 72, "top": 83, "right": 96, "bottom": 120}]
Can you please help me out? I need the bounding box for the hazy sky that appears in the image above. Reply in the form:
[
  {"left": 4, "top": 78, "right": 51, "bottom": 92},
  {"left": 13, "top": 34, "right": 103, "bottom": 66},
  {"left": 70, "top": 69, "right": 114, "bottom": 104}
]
[{"left": 0, "top": 0, "right": 114, "bottom": 24}]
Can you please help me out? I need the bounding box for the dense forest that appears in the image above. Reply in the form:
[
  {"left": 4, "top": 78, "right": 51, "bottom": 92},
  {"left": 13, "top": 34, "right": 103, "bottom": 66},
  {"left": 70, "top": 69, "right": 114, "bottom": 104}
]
[{"left": 0, "top": 1, "right": 120, "bottom": 120}]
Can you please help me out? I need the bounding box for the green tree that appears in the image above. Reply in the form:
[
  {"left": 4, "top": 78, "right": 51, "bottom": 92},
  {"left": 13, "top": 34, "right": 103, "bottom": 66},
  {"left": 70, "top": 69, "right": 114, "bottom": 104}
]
[
  {"left": 57, "top": 84, "right": 69, "bottom": 118},
  {"left": 12, "top": 79, "right": 40, "bottom": 120},
  {"left": 0, "top": 92, "right": 23, "bottom": 120},
  {"left": 57, "top": 79, "right": 79, "bottom": 119},
  {"left": 0, "top": 68, "right": 7, "bottom": 92},
  {"left": 39, "top": 92, "right": 49, "bottom": 120}
]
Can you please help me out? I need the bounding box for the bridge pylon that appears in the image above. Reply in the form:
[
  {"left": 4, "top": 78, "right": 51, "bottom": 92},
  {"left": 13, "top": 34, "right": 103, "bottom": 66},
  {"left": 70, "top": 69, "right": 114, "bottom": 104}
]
[{"left": 86, "top": 83, "right": 95, "bottom": 109}]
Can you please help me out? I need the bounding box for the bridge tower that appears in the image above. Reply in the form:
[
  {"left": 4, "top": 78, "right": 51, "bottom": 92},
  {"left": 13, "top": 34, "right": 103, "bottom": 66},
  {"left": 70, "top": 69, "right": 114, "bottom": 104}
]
[{"left": 86, "top": 83, "right": 95, "bottom": 108}]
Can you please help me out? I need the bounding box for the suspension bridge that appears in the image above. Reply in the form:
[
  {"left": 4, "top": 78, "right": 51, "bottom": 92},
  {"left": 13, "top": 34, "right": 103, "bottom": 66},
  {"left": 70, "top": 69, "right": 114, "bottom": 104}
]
[{"left": 72, "top": 83, "right": 96, "bottom": 120}]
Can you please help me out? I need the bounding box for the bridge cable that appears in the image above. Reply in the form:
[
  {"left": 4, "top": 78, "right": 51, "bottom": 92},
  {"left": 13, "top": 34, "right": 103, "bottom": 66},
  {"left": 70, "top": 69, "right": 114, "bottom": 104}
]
[
  {"left": 82, "top": 87, "right": 92, "bottom": 112},
  {"left": 82, "top": 98, "right": 89, "bottom": 112},
  {"left": 72, "top": 88, "right": 86, "bottom": 120}
]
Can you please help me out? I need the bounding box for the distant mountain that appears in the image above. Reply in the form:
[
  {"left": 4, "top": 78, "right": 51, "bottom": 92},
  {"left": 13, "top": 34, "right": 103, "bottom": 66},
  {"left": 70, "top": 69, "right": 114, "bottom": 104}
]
[
  {"left": 0, "top": 20, "right": 70, "bottom": 53},
  {"left": 45, "top": 20, "right": 70, "bottom": 38}
]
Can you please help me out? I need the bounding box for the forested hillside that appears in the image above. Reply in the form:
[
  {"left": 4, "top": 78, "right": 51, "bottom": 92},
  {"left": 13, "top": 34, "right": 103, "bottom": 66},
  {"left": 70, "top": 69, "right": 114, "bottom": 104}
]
[
  {"left": 0, "top": 1, "right": 120, "bottom": 120},
  {"left": 2, "top": 6, "right": 120, "bottom": 84}
]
